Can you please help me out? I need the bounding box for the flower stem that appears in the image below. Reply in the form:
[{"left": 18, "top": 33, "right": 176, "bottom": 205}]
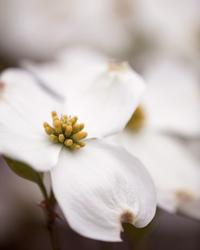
[
  {"left": 41, "top": 199, "right": 60, "bottom": 250},
  {"left": 49, "top": 187, "right": 57, "bottom": 205},
  {"left": 37, "top": 174, "right": 60, "bottom": 250},
  {"left": 36, "top": 172, "right": 48, "bottom": 200},
  {"left": 47, "top": 224, "right": 60, "bottom": 250},
  {"left": 45, "top": 198, "right": 60, "bottom": 250}
]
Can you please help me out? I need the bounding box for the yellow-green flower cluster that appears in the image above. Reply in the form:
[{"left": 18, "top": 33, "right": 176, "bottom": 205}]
[{"left": 44, "top": 111, "right": 87, "bottom": 150}]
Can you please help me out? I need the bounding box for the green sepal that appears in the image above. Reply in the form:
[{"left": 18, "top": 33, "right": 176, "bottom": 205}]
[{"left": 3, "top": 156, "right": 43, "bottom": 184}]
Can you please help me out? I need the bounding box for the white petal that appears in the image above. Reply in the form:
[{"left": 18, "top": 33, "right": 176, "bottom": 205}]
[
  {"left": 142, "top": 59, "right": 200, "bottom": 137},
  {"left": 51, "top": 139, "right": 156, "bottom": 242},
  {"left": 0, "top": 123, "right": 62, "bottom": 171},
  {"left": 66, "top": 62, "right": 146, "bottom": 138},
  {"left": 21, "top": 46, "right": 108, "bottom": 99},
  {"left": 0, "top": 100, "right": 39, "bottom": 134},
  {"left": 20, "top": 59, "right": 71, "bottom": 100},
  {"left": 0, "top": 68, "right": 63, "bottom": 130},
  {"left": 118, "top": 129, "right": 200, "bottom": 214}
]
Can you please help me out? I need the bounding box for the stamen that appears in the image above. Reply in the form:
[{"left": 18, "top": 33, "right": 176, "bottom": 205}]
[
  {"left": 51, "top": 111, "right": 57, "bottom": 118},
  {"left": 71, "top": 143, "right": 80, "bottom": 150},
  {"left": 53, "top": 116, "right": 59, "bottom": 122},
  {"left": 76, "top": 141, "right": 86, "bottom": 148},
  {"left": 74, "top": 116, "right": 78, "bottom": 123},
  {"left": 79, "top": 123, "right": 85, "bottom": 131},
  {"left": 45, "top": 127, "right": 54, "bottom": 135},
  {"left": 44, "top": 111, "right": 88, "bottom": 150},
  {"left": 54, "top": 120, "right": 62, "bottom": 134},
  {"left": 71, "top": 131, "right": 87, "bottom": 140},
  {"left": 64, "top": 139, "right": 73, "bottom": 147},
  {"left": 73, "top": 123, "right": 80, "bottom": 132},
  {"left": 50, "top": 135, "right": 58, "bottom": 142},
  {"left": 62, "top": 124, "right": 67, "bottom": 132},
  {"left": 70, "top": 118, "right": 76, "bottom": 125},
  {"left": 58, "top": 134, "right": 65, "bottom": 142},
  {"left": 65, "top": 125, "right": 73, "bottom": 136},
  {"left": 43, "top": 122, "right": 50, "bottom": 128}
]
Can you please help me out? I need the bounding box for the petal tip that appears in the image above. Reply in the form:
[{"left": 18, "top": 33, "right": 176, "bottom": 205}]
[
  {"left": 120, "top": 210, "right": 135, "bottom": 224},
  {"left": 120, "top": 210, "right": 135, "bottom": 232}
]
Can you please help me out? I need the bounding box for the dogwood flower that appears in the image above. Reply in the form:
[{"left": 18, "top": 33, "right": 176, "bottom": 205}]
[
  {"left": 130, "top": 0, "right": 200, "bottom": 59},
  {"left": 116, "top": 58, "right": 200, "bottom": 219},
  {"left": 23, "top": 49, "right": 200, "bottom": 218},
  {"left": 0, "top": 0, "right": 132, "bottom": 62},
  {"left": 0, "top": 64, "right": 156, "bottom": 241}
]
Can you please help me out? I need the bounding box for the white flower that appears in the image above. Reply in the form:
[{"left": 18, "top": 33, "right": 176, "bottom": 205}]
[
  {"left": 131, "top": 0, "right": 200, "bottom": 59},
  {"left": 142, "top": 59, "right": 200, "bottom": 137},
  {"left": 0, "top": 63, "right": 156, "bottom": 241},
  {"left": 116, "top": 58, "right": 200, "bottom": 219},
  {"left": 0, "top": 0, "right": 132, "bottom": 61}
]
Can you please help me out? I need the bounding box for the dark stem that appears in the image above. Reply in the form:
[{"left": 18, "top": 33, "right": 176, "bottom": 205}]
[
  {"left": 41, "top": 200, "right": 60, "bottom": 250},
  {"left": 47, "top": 224, "right": 60, "bottom": 250},
  {"left": 37, "top": 174, "right": 60, "bottom": 250}
]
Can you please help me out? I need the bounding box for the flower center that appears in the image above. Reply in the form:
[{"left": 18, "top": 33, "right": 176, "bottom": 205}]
[
  {"left": 126, "top": 106, "right": 145, "bottom": 130},
  {"left": 176, "top": 190, "right": 194, "bottom": 204},
  {"left": 108, "top": 61, "right": 127, "bottom": 71},
  {"left": 43, "top": 111, "right": 88, "bottom": 150}
]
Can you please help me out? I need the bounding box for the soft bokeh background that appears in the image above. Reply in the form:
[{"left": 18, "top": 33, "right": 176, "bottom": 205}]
[{"left": 0, "top": 0, "right": 200, "bottom": 249}]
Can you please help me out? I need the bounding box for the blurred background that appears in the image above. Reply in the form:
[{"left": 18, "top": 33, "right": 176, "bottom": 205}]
[{"left": 0, "top": 0, "right": 200, "bottom": 249}]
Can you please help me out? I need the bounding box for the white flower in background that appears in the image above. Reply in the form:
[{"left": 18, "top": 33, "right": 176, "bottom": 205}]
[
  {"left": 142, "top": 59, "right": 200, "bottom": 137},
  {"left": 0, "top": 0, "right": 133, "bottom": 62},
  {"left": 131, "top": 0, "right": 200, "bottom": 59},
  {"left": 0, "top": 63, "right": 156, "bottom": 241},
  {"left": 116, "top": 58, "right": 200, "bottom": 219}
]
